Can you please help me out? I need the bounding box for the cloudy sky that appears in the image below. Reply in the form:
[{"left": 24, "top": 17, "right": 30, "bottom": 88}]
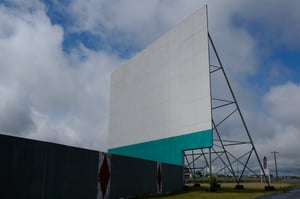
[{"left": 1, "top": 0, "right": 299, "bottom": 175}]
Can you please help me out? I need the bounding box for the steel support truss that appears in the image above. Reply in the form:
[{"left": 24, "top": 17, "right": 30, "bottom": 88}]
[{"left": 183, "top": 33, "right": 269, "bottom": 185}]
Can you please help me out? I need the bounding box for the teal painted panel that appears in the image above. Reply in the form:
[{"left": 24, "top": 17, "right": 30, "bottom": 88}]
[{"left": 108, "top": 129, "right": 213, "bottom": 166}]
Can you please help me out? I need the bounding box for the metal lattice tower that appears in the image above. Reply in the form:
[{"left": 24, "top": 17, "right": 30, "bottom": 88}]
[{"left": 183, "top": 33, "right": 269, "bottom": 185}]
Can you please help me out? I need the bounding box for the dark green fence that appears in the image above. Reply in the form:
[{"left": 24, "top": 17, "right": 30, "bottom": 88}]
[
  {"left": 0, "top": 134, "right": 98, "bottom": 199},
  {"left": 0, "top": 134, "right": 183, "bottom": 199}
]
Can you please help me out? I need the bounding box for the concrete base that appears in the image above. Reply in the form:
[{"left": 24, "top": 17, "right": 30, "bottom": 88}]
[
  {"left": 183, "top": 185, "right": 189, "bottom": 190},
  {"left": 205, "top": 187, "right": 216, "bottom": 192},
  {"left": 265, "top": 186, "right": 275, "bottom": 190},
  {"left": 235, "top": 184, "right": 244, "bottom": 189}
]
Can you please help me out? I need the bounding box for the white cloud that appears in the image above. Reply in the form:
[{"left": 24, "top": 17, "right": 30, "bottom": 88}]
[
  {"left": 235, "top": 0, "right": 300, "bottom": 49},
  {"left": 1, "top": 0, "right": 44, "bottom": 12},
  {"left": 62, "top": 0, "right": 259, "bottom": 78},
  {"left": 264, "top": 82, "right": 300, "bottom": 126},
  {"left": 247, "top": 82, "right": 300, "bottom": 170},
  {"left": 0, "top": 2, "right": 122, "bottom": 151},
  {"left": 0, "top": 85, "right": 35, "bottom": 135},
  {"left": 67, "top": 0, "right": 206, "bottom": 48},
  {"left": 207, "top": 1, "right": 259, "bottom": 78}
]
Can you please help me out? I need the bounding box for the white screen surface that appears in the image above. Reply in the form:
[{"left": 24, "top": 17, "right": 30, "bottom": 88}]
[{"left": 109, "top": 6, "right": 211, "bottom": 149}]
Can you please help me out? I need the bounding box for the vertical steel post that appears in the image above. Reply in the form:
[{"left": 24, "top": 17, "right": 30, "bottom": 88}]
[
  {"left": 209, "top": 147, "right": 212, "bottom": 184},
  {"left": 271, "top": 151, "right": 279, "bottom": 181}
]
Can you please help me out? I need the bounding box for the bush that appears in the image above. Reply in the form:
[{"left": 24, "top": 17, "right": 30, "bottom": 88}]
[{"left": 209, "top": 175, "right": 219, "bottom": 192}]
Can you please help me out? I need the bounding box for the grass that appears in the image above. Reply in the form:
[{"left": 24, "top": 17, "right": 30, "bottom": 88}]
[{"left": 142, "top": 182, "right": 296, "bottom": 199}]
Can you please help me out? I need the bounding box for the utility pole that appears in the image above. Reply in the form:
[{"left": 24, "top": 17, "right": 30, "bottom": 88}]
[{"left": 271, "top": 151, "right": 279, "bottom": 181}]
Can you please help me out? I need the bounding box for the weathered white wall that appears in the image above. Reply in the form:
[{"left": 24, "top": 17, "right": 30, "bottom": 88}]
[{"left": 109, "top": 6, "right": 211, "bottom": 148}]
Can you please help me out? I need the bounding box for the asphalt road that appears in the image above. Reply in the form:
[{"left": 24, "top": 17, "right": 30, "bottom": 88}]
[
  {"left": 257, "top": 179, "right": 300, "bottom": 199},
  {"left": 257, "top": 188, "right": 300, "bottom": 199}
]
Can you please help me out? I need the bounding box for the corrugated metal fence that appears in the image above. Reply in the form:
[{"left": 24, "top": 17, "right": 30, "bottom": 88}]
[
  {"left": 0, "top": 134, "right": 183, "bottom": 199},
  {"left": 0, "top": 134, "right": 98, "bottom": 199}
]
